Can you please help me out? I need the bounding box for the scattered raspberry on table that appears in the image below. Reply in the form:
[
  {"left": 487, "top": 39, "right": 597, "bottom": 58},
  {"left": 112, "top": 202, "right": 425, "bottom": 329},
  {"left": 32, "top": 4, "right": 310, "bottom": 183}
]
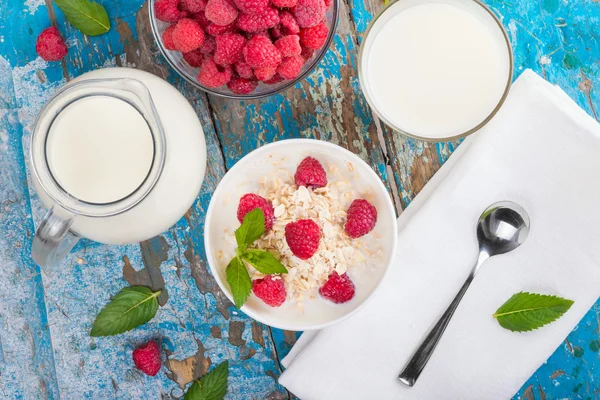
[
  {"left": 132, "top": 340, "right": 162, "bottom": 376},
  {"left": 36, "top": 27, "right": 68, "bottom": 62}
]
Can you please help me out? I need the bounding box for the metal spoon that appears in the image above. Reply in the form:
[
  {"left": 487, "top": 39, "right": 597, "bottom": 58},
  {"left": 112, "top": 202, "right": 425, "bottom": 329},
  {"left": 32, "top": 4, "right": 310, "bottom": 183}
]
[{"left": 398, "top": 201, "right": 530, "bottom": 387}]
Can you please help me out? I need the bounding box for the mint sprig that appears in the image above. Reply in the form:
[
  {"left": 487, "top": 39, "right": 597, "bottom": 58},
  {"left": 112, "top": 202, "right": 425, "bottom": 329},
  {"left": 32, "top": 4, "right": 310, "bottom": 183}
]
[
  {"left": 493, "top": 292, "right": 574, "bottom": 332},
  {"left": 54, "top": 0, "right": 110, "bottom": 36},
  {"left": 184, "top": 361, "right": 229, "bottom": 400},
  {"left": 226, "top": 209, "right": 287, "bottom": 308},
  {"left": 90, "top": 286, "right": 161, "bottom": 336}
]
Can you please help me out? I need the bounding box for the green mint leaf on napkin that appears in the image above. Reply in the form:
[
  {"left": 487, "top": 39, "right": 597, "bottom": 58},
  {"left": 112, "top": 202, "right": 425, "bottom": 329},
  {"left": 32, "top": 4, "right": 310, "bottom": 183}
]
[
  {"left": 242, "top": 248, "right": 288, "bottom": 274},
  {"left": 54, "top": 0, "right": 110, "bottom": 36},
  {"left": 234, "top": 208, "right": 265, "bottom": 250},
  {"left": 226, "top": 256, "right": 252, "bottom": 308},
  {"left": 184, "top": 361, "right": 229, "bottom": 400},
  {"left": 90, "top": 286, "right": 161, "bottom": 336},
  {"left": 493, "top": 292, "right": 574, "bottom": 332}
]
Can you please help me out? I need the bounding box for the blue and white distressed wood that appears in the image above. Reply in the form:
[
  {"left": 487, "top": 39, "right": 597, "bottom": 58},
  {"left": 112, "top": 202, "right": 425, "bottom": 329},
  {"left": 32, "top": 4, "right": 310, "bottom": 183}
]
[{"left": 0, "top": 0, "right": 598, "bottom": 398}]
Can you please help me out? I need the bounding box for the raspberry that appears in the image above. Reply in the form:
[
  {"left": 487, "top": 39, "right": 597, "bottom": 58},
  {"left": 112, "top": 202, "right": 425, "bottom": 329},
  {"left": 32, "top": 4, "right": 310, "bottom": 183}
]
[
  {"left": 199, "top": 35, "right": 216, "bottom": 54},
  {"left": 277, "top": 56, "right": 303, "bottom": 79},
  {"left": 214, "top": 33, "right": 246, "bottom": 65},
  {"left": 161, "top": 25, "right": 177, "bottom": 50},
  {"left": 319, "top": 272, "right": 355, "bottom": 304},
  {"left": 344, "top": 199, "right": 377, "bottom": 238},
  {"left": 183, "top": 49, "right": 204, "bottom": 66},
  {"left": 178, "top": 0, "right": 193, "bottom": 16},
  {"left": 237, "top": 193, "right": 275, "bottom": 230},
  {"left": 324, "top": 0, "right": 332, "bottom": 7},
  {"left": 243, "top": 35, "right": 282, "bottom": 68},
  {"left": 294, "top": 156, "right": 327, "bottom": 188},
  {"left": 299, "top": 22, "right": 328, "bottom": 49},
  {"left": 270, "top": 25, "right": 283, "bottom": 40},
  {"left": 183, "top": 0, "right": 207, "bottom": 12},
  {"left": 132, "top": 341, "right": 162, "bottom": 376},
  {"left": 275, "top": 35, "right": 301, "bottom": 57},
  {"left": 227, "top": 77, "right": 258, "bottom": 94},
  {"left": 234, "top": 60, "right": 254, "bottom": 78},
  {"left": 254, "top": 65, "right": 277, "bottom": 81},
  {"left": 198, "top": 58, "right": 233, "bottom": 87},
  {"left": 300, "top": 46, "right": 314, "bottom": 60},
  {"left": 294, "top": 0, "right": 326, "bottom": 28},
  {"left": 237, "top": 8, "right": 280, "bottom": 32},
  {"left": 272, "top": 0, "right": 297, "bottom": 8},
  {"left": 172, "top": 18, "right": 205, "bottom": 52},
  {"left": 252, "top": 275, "right": 286, "bottom": 306},
  {"left": 205, "top": 21, "right": 236, "bottom": 36},
  {"left": 263, "top": 73, "right": 284, "bottom": 84},
  {"left": 285, "top": 219, "right": 321, "bottom": 260},
  {"left": 279, "top": 11, "right": 300, "bottom": 34},
  {"left": 155, "top": 0, "right": 183, "bottom": 22},
  {"left": 234, "top": 0, "right": 268, "bottom": 15},
  {"left": 192, "top": 11, "right": 212, "bottom": 28},
  {"left": 36, "top": 27, "right": 68, "bottom": 61},
  {"left": 205, "top": 0, "right": 238, "bottom": 25}
]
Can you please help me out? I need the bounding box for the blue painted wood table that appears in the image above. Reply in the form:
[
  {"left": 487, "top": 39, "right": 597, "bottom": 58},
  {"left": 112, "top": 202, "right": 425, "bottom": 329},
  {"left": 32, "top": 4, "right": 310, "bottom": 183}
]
[{"left": 1, "top": 0, "right": 599, "bottom": 398}]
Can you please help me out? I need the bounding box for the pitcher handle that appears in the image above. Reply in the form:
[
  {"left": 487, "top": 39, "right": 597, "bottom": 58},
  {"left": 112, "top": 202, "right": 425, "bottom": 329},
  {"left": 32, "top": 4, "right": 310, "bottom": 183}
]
[{"left": 32, "top": 207, "right": 80, "bottom": 267}]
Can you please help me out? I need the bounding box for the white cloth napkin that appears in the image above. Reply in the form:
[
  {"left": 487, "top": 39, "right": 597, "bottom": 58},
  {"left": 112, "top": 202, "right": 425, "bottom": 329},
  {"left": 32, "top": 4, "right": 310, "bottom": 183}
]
[{"left": 278, "top": 70, "right": 600, "bottom": 400}]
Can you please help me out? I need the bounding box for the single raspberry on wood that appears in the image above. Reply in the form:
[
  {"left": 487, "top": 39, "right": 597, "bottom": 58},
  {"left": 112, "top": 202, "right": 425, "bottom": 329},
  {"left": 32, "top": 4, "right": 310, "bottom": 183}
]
[
  {"left": 243, "top": 35, "right": 282, "bottom": 68},
  {"left": 234, "top": 0, "right": 269, "bottom": 15},
  {"left": 293, "top": 0, "right": 326, "bottom": 28},
  {"left": 277, "top": 55, "right": 304, "bottom": 79},
  {"left": 285, "top": 219, "right": 321, "bottom": 260},
  {"left": 254, "top": 65, "right": 277, "bottom": 81},
  {"left": 275, "top": 35, "right": 302, "bottom": 57},
  {"left": 183, "top": 0, "right": 207, "bottom": 12},
  {"left": 132, "top": 341, "right": 162, "bottom": 376},
  {"left": 36, "top": 27, "right": 68, "bottom": 61},
  {"left": 279, "top": 11, "right": 300, "bottom": 34},
  {"left": 161, "top": 25, "right": 177, "bottom": 50},
  {"left": 172, "top": 18, "right": 205, "bottom": 52},
  {"left": 155, "top": 0, "right": 183, "bottom": 22},
  {"left": 294, "top": 156, "right": 327, "bottom": 188},
  {"left": 319, "top": 272, "right": 355, "bottom": 304},
  {"left": 252, "top": 275, "right": 287, "bottom": 307},
  {"left": 234, "top": 60, "right": 255, "bottom": 78},
  {"left": 183, "top": 48, "right": 204, "bottom": 66},
  {"left": 271, "top": 0, "right": 298, "bottom": 8},
  {"left": 198, "top": 58, "right": 233, "bottom": 87},
  {"left": 214, "top": 32, "right": 246, "bottom": 64},
  {"left": 237, "top": 8, "right": 280, "bottom": 32},
  {"left": 237, "top": 193, "right": 275, "bottom": 230},
  {"left": 205, "top": 0, "right": 238, "bottom": 25},
  {"left": 299, "top": 22, "right": 328, "bottom": 50},
  {"left": 344, "top": 199, "right": 377, "bottom": 238},
  {"left": 205, "top": 21, "right": 237, "bottom": 36},
  {"left": 227, "top": 77, "right": 258, "bottom": 94}
]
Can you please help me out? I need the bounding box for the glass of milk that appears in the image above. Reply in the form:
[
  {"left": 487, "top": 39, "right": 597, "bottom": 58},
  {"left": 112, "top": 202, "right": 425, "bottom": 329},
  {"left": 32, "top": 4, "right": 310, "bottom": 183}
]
[
  {"left": 30, "top": 70, "right": 207, "bottom": 267},
  {"left": 359, "top": 0, "right": 513, "bottom": 141}
]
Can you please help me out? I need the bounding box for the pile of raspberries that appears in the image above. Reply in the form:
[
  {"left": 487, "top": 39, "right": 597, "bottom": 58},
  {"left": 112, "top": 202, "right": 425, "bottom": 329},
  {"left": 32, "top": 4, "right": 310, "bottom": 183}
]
[{"left": 155, "top": 0, "right": 332, "bottom": 94}]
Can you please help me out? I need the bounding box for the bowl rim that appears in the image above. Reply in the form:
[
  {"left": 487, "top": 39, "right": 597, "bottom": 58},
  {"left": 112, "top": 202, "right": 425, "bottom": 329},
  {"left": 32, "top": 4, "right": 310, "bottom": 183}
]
[
  {"left": 148, "top": 0, "right": 341, "bottom": 100},
  {"left": 204, "top": 139, "right": 399, "bottom": 330}
]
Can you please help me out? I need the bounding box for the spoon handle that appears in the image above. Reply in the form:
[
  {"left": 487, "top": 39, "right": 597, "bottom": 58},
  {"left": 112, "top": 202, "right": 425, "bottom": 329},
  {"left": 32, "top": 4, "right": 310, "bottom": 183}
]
[{"left": 398, "top": 270, "right": 475, "bottom": 387}]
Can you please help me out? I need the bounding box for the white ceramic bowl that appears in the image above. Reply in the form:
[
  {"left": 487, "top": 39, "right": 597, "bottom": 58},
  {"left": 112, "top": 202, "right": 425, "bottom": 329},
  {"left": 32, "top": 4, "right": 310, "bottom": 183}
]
[{"left": 204, "top": 139, "right": 397, "bottom": 330}]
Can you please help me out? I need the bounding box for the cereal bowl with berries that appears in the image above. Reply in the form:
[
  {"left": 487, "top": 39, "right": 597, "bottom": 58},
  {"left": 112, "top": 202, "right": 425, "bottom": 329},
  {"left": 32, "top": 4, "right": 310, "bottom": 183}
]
[
  {"left": 149, "top": 0, "right": 338, "bottom": 98},
  {"left": 204, "top": 140, "right": 397, "bottom": 330}
]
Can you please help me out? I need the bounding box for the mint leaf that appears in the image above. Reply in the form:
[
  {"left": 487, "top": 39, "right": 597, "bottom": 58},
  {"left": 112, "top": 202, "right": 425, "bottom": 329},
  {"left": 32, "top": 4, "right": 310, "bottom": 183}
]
[
  {"left": 493, "top": 292, "right": 574, "bottom": 332},
  {"left": 242, "top": 249, "right": 287, "bottom": 274},
  {"left": 54, "top": 0, "right": 110, "bottom": 36},
  {"left": 90, "top": 286, "right": 160, "bottom": 336},
  {"left": 184, "top": 361, "right": 229, "bottom": 400},
  {"left": 234, "top": 208, "right": 265, "bottom": 249},
  {"left": 226, "top": 257, "right": 252, "bottom": 308}
]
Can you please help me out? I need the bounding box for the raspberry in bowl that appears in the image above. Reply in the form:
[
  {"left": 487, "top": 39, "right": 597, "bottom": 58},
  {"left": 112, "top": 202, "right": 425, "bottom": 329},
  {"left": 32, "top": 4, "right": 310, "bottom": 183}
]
[
  {"left": 149, "top": 0, "right": 339, "bottom": 98},
  {"left": 204, "top": 140, "right": 397, "bottom": 330}
]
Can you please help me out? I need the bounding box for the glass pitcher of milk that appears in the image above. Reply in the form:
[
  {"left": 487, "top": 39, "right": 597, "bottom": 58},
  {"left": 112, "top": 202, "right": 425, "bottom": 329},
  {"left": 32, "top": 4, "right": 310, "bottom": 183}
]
[{"left": 30, "top": 68, "right": 206, "bottom": 267}]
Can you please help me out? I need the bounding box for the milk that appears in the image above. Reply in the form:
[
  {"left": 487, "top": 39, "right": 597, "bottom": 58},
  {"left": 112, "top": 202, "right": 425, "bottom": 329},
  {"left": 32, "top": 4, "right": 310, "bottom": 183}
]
[
  {"left": 46, "top": 96, "right": 155, "bottom": 204},
  {"left": 360, "top": 0, "right": 511, "bottom": 140}
]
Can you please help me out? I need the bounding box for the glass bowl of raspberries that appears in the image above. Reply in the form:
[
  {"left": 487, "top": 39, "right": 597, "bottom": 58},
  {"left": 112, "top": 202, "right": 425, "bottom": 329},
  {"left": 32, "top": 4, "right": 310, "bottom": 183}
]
[{"left": 149, "top": 0, "right": 339, "bottom": 98}]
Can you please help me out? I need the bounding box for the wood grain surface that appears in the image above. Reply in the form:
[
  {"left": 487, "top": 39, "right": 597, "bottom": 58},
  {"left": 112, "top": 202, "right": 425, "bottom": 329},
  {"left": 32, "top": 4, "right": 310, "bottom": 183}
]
[{"left": 0, "top": 0, "right": 599, "bottom": 398}]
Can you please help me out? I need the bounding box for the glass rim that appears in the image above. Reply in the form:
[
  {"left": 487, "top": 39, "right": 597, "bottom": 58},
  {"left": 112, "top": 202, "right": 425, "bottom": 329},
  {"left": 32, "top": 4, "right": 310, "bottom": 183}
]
[
  {"left": 148, "top": 0, "right": 341, "bottom": 100},
  {"left": 30, "top": 78, "right": 167, "bottom": 218},
  {"left": 358, "top": 0, "right": 514, "bottom": 142}
]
